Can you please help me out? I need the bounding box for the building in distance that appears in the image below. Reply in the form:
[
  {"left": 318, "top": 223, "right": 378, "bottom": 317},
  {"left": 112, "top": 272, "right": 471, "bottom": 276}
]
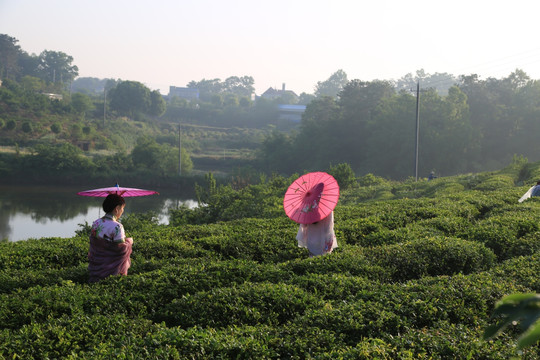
[
  {"left": 278, "top": 104, "right": 306, "bottom": 123},
  {"left": 260, "top": 83, "right": 298, "bottom": 102}
]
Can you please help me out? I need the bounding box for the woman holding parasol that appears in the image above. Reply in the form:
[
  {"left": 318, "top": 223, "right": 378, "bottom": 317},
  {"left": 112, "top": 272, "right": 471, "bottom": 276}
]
[
  {"left": 87, "top": 194, "right": 133, "bottom": 283},
  {"left": 78, "top": 184, "right": 158, "bottom": 282},
  {"left": 283, "top": 172, "right": 339, "bottom": 257}
]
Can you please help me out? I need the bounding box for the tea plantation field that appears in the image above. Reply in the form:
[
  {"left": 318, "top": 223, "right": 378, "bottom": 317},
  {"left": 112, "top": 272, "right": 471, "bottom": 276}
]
[{"left": 3, "top": 160, "right": 540, "bottom": 359}]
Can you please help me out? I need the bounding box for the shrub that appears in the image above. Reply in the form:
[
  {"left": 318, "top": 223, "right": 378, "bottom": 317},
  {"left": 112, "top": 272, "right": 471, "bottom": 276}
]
[
  {"left": 327, "top": 162, "right": 357, "bottom": 189},
  {"left": 366, "top": 237, "right": 496, "bottom": 281},
  {"left": 337, "top": 217, "right": 385, "bottom": 246},
  {"left": 388, "top": 320, "right": 523, "bottom": 359},
  {"left": 155, "top": 282, "right": 324, "bottom": 327},
  {"left": 357, "top": 173, "right": 388, "bottom": 187},
  {"left": 0, "top": 237, "right": 87, "bottom": 272},
  {"left": 5, "top": 119, "right": 15, "bottom": 130},
  {"left": 50, "top": 122, "right": 61, "bottom": 133},
  {"left": 489, "top": 253, "right": 540, "bottom": 291},
  {"left": 121, "top": 211, "right": 160, "bottom": 232},
  {"left": 141, "top": 324, "right": 343, "bottom": 359},
  {"left": 0, "top": 314, "right": 162, "bottom": 359},
  {"left": 21, "top": 121, "right": 32, "bottom": 133},
  {"left": 292, "top": 297, "right": 404, "bottom": 343},
  {"left": 288, "top": 273, "right": 380, "bottom": 301},
  {"left": 473, "top": 174, "right": 515, "bottom": 191},
  {"left": 4, "top": 161, "right": 540, "bottom": 358},
  {"left": 280, "top": 247, "right": 392, "bottom": 282},
  {"left": 465, "top": 214, "right": 540, "bottom": 260}
]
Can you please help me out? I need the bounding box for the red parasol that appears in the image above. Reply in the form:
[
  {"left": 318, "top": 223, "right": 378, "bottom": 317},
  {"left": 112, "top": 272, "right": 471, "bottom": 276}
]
[
  {"left": 283, "top": 172, "right": 340, "bottom": 224},
  {"left": 77, "top": 183, "right": 159, "bottom": 197}
]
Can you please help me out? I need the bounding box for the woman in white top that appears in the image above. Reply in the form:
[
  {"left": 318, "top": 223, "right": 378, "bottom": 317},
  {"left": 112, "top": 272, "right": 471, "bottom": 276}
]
[{"left": 296, "top": 211, "right": 337, "bottom": 257}]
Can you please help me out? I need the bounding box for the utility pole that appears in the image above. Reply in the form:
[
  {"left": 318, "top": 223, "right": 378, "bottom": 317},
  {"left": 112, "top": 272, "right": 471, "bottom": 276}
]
[
  {"left": 414, "top": 81, "right": 420, "bottom": 182},
  {"left": 178, "top": 123, "right": 182, "bottom": 176},
  {"left": 103, "top": 90, "right": 106, "bottom": 128}
]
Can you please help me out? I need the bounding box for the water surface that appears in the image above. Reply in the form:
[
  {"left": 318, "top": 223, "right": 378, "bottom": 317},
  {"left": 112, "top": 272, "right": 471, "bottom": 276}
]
[{"left": 0, "top": 185, "right": 197, "bottom": 241}]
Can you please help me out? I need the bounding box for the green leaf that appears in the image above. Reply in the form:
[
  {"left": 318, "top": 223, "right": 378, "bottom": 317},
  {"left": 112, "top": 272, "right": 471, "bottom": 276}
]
[{"left": 518, "top": 320, "right": 540, "bottom": 349}]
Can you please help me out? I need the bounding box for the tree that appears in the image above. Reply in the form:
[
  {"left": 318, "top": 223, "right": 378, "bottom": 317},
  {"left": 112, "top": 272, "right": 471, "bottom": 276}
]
[
  {"left": 257, "top": 130, "right": 296, "bottom": 174},
  {"left": 6, "top": 119, "right": 16, "bottom": 130},
  {"left": 395, "top": 69, "right": 457, "bottom": 95},
  {"left": 70, "top": 123, "right": 83, "bottom": 139},
  {"left": 511, "top": 78, "right": 540, "bottom": 160},
  {"left": 223, "top": 93, "right": 239, "bottom": 107},
  {"left": 415, "top": 86, "right": 475, "bottom": 176},
  {"left": 36, "top": 50, "right": 79, "bottom": 84},
  {"left": 210, "top": 94, "right": 223, "bottom": 107},
  {"left": 0, "top": 34, "right": 22, "bottom": 79},
  {"left": 17, "top": 51, "right": 41, "bottom": 79},
  {"left": 71, "top": 92, "right": 94, "bottom": 119},
  {"left": 50, "top": 123, "right": 62, "bottom": 134},
  {"left": 239, "top": 96, "right": 252, "bottom": 108},
  {"left": 149, "top": 90, "right": 166, "bottom": 117},
  {"left": 29, "top": 143, "right": 94, "bottom": 173},
  {"left": 298, "top": 92, "right": 316, "bottom": 105},
  {"left": 108, "top": 80, "right": 151, "bottom": 117},
  {"left": 363, "top": 92, "right": 417, "bottom": 178},
  {"left": 187, "top": 76, "right": 255, "bottom": 102},
  {"left": 21, "top": 121, "right": 32, "bottom": 133},
  {"left": 187, "top": 78, "right": 223, "bottom": 101},
  {"left": 504, "top": 68, "right": 530, "bottom": 90},
  {"left": 20, "top": 76, "right": 45, "bottom": 92},
  {"left": 180, "top": 145, "right": 194, "bottom": 174},
  {"left": 458, "top": 72, "right": 518, "bottom": 166},
  {"left": 223, "top": 76, "right": 255, "bottom": 98},
  {"left": 327, "top": 163, "right": 356, "bottom": 189},
  {"left": 131, "top": 136, "right": 192, "bottom": 176},
  {"left": 335, "top": 80, "right": 395, "bottom": 170},
  {"left": 132, "top": 136, "right": 166, "bottom": 172},
  {"left": 295, "top": 96, "right": 341, "bottom": 170},
  {"left": 314, "top": 69, "right": 348, "bottom": 98},
  {"left": 71, "top": 77, "right": 110, "bottom": 94},
  {"left": 338, "top": 79, "right": 395, "bottom": 120}
]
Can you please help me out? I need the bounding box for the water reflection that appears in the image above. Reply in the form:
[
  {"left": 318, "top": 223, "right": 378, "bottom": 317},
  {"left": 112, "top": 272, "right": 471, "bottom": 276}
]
[{"left": 0, "top": 185, "right": 197, "bottom": 241}]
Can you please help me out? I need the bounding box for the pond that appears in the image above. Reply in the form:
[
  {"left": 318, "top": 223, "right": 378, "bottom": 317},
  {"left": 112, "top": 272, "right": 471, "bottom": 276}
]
[{"left": 0, "top": 185, "right": 198, "bottom": 241}]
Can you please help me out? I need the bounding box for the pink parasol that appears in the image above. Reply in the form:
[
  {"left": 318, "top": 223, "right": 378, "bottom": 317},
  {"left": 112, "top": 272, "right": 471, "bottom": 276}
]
[
  {"left": 283, "top": 172, "right": 340, "bottom": 224},
  {"left": 77, "top": 183, "right": 159, "bottom": 197}
]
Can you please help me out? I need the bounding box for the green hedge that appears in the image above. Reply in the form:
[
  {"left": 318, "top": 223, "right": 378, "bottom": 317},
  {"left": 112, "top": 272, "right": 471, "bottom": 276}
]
[
  {"left": 366, "top": 237, "right": 496, "bottom": 281},
  {"left": 4, "top": 162, "right": 540, "bottom": 357}
]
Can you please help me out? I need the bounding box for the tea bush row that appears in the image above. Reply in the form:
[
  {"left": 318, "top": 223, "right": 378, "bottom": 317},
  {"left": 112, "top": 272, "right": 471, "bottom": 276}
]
[
  {"left": 0, "top": 267, "right": 530, "bottom": 358},
  {"left": 0, "top": 253, "right": 529, "bottom": 334},
  {"left": 4, "top": 161, "right": 540, "bottom": 357},
  {"left": 2, "top": 318, "right": 526, "bottom": 359}
]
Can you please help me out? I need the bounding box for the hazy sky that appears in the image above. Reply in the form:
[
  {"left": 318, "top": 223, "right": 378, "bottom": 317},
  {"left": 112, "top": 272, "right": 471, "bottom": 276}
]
[{"left": 2, "top": 0, "right": 540, "bottom": 95}]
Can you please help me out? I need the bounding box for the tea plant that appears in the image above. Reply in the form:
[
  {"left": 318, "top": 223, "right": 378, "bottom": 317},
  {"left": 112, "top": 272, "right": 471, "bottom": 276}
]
[{"left": 3, "top": 160, "right": 540, "bottom": 357}]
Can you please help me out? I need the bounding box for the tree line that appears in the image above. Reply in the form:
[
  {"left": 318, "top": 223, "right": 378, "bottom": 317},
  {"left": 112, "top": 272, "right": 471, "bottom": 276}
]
[
  {"left": 257, "top": 69, "right": 540, "bottom": 180},
  {"left": 0, "top": 137, "right": 193, "bottom": 185},
  {"left": 3, "top": 32, "right": 540, "bottom": 181},
  {"left": 0, "top": 34, "right": 78, "bottom": 90}
]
